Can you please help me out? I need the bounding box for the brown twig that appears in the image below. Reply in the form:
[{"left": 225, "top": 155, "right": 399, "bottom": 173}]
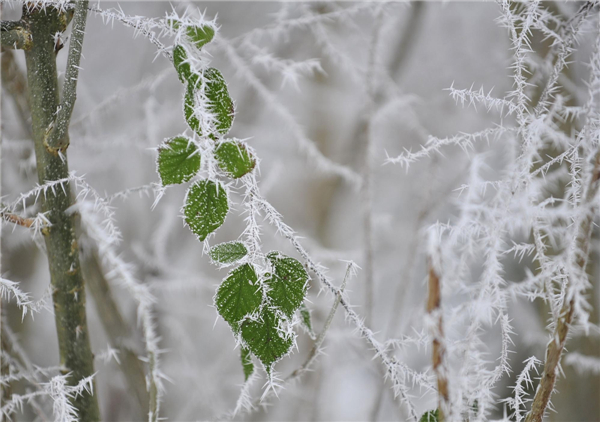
[
  {"left": 427, "top": 257, "right": 448, "bottom": 422},
  {"left": 1, "top": 210, "right": 34, "bottom": 228}
]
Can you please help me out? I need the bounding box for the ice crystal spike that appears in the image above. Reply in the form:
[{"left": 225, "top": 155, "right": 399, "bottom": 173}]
[
  {"left": 209, "top": 241, "right": 248, "bottom": 264},
  {"left": 184, "top": 179, "right": 228, "bottom": 241},
  {"left": 215, "top": 140, "right": 256, "bottom": 179},
  {"left": 265, "top": 251, "right": 309, "bottom": 318},
  {"left": 241, "top": 308, "right": 292, "bottom": 370},
  {"left": 156, "top": 136, "right": 200, "bottom": 185},
  {"left": 215, "top": 263, "right": 262, "bottom": 331}
]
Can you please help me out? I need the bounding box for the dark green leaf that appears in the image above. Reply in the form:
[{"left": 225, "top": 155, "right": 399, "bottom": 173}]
[
  {"left": 173, "top": 45, "right": 192, "bottom": 84},
  {"left": 241, "top": 308, "right": 292, "bottom": 370},
  {"left": 184, "top": 180, "right": 228, "bottom": 241},
  {"left": 241, "top": 346, "right": 254, "bottom": 381},
  {"left": 265, "top": 252, "right": 309, "bottom": 318},
  {"left": 210, "top": 241, "right": 248, "bottom": 264},
  {"left": 215, "top": 140, "right": 255, "bottom": 178},
  {"left": 186, "top": 25, "right": 215, "bottom": 49},
  {"left": 215, "top": 263, "right": 262, "bottom": 330},
  {"left": 157, "top": 136, "right": 200, "bottom": 185},
  {"left": 419, "top": 409, "right": 439, "bottom": 422},
  {"left": 299, "top": 302, "right": 316, "bottom": 339}
]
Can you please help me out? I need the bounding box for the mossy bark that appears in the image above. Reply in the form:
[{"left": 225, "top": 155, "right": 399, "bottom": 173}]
[{"left": 22, "top": 5, "right": 100, "bottom": 421}]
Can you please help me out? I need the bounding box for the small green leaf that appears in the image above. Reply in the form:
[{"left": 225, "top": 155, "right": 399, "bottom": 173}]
[
  {"left": 173, "top": 45, "right": 192, "bottom": 83},
  {"left": 167, "top": 18, "right": 180, "bottom": 30},
  {"left": 241, "top": 308, "right": 292, "bottom": 370},
  {"left": 265, "top": 252, "right": 309, "bottom": 318},
  {"left": 215, "top": 263, "right": 262, "bottom": 330},
  {"left": 241, "top": 346, "right": 254, "bottom": 381},
  {"left": 184, "top": 83, "right": 201, "bottom": 134},
  {"left": 215, "top": 140, "right": 256, "bottom": 178},
  {"left": 186, "top": 25, "right": 215, "bottom": 49},
  {"left": 184, "top": 180, "right": 228, "bottom": 241},
  {"left": 419, "top": 409, "right": 439, "bottom": 422},
  {"left": 204, "top": 68, "right": 234, "bottom": 136},
  {"left": 157, "top": 136, "right": 200, "bottom": 185},
  {"left": 210, "top": 241, "right": 248, "bottom": 264},
  {"left": 299, "top": 302, "right": 316, "bottom": 339}
]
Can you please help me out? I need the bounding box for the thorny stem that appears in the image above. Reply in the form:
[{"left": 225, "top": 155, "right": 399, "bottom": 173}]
[
  {"left": 427, "top": 258, "right": 448, "bottom": 422},
  {"left": 44, "top": 0, "right": 89, "bottom": 153},
  {"left": 21, "top": 4, "right": 99, "bottom": 420},
  {"left": 525, "top": 149, "right": 600, "bottom": 422}
]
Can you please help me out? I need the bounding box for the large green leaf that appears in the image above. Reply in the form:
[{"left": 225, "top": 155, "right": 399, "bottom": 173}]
[
  {"left": 241, "top": 308, "right": 292, "bottom": 370},
  {"left": 215, "top": 263, "right": 262, "bottom": 330},
  {"left": 265, "top": 252, "right": 309, "bottom": 318},
  {"left": 157, "top": 136, "right": 200, "bottom": 185},
  {"left": 210, "top": 241, "right": 248, "bottom": 264},
  {"left": 186, "top": 25, "right": 215, "bottom": 49},
  {"left": 241, "top": 346, "right": 254, "bottom": 381},
  {"left": 215, "top": 140, "right": 255, "bottom": 179},
  {"left": 184, "top": 180, "right": 228, "bottom": 241}
]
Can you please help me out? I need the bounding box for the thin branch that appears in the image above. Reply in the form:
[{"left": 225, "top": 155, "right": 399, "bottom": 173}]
[{"left": 44, "top": 0, "right": 89, "bottom": 153}]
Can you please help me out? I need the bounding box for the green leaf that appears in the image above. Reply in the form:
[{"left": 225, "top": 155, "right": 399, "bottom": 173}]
[
  {"left": 210, "top": 241, "right": 248, "bottom": 264},
  {"left": 184, "top": 180, "right": 228, "bottom": 241},
  {"left": 184, "top": 83, "right": 201, "bottom": 134},
  {"left": 186, "top": 25, "right": 215, "bottom": 49},
  {"left": 265, "top": 252, "right": 309, "bottom": 318},
  {"left": 173, "top": 45, "right": 192, "bottom": 84},
  {"left": 299, "top": 302, "right": 316, "bottom": 339},
  {"left": 215, "top": 263, "right": 262, "bottom": 331},
  {"left": 167, "top": 18, "right": 180, "bottom": 30},
  {"left": 157, "top": 136, "right": 200, "bottom": 185},
  {"left": 204, "top": 68, "right": 234, "bottom": 136},
  {"left": 241, "top": 308, "right": 292, "bottom": 370},
  {"left": 419, "top": 409, "right": 439, "bottom": 422},
  {"left": 241, "top": 346, "right": 254, "bottom": 381},
  {"left": 215, "top": 140, "right": 256, "bottom": 178}
]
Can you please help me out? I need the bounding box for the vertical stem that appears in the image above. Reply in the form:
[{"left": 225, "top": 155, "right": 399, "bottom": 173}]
[
  {"left": 22, "top": 4, "right": 99, "bottom": 421},
  {"left": 427, "top": 258, "right": 448, "bottom": 422},
  {"left": 525, "top": 150, "right": 600, "bottom": 422}
]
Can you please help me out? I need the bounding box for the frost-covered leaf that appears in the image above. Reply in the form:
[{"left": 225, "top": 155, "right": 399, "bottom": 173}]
[
  {"left": 184, "top": 83, "right": 201, "bottom": 134},
  {"left": 210, "top": 241, "right": 248, "bottom": 264},
  {"left": 241, "top": 308, "right": 292, "bottom": 370},
  {"left": 299, "top": 302, "right": 316, "bottom": 339},
  {"left": 265, "top": 252, "right": 309, "bottom": 318},
  {"left": 419, "top": 409, "right": 439, "bottom": 422},
  {"left": 186, "top": 25, "right": 215, "bottom": 49},
  {"left": 157, "top": 136, "right": 200, "bottom": 185},
  {"left": 173, "top": 45, "right": 193, "bottom": 84},
  {"left": 215, "top": 140, "right": 256, "bottom": 178},
  {"left": 215, "top": 263, "right": 262, "bottom": 330},
  {"left": 184, "top": 180, "right": 228, "bottom": 241},
  {"left": 204, "top": 68, "right": 234, "bottom": 136},
  {"left": 182, "top": 68, "right": 234, "bottom": 138},
  {"left": 241, "top": 346, "right": 254, "bottom": 381}
]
